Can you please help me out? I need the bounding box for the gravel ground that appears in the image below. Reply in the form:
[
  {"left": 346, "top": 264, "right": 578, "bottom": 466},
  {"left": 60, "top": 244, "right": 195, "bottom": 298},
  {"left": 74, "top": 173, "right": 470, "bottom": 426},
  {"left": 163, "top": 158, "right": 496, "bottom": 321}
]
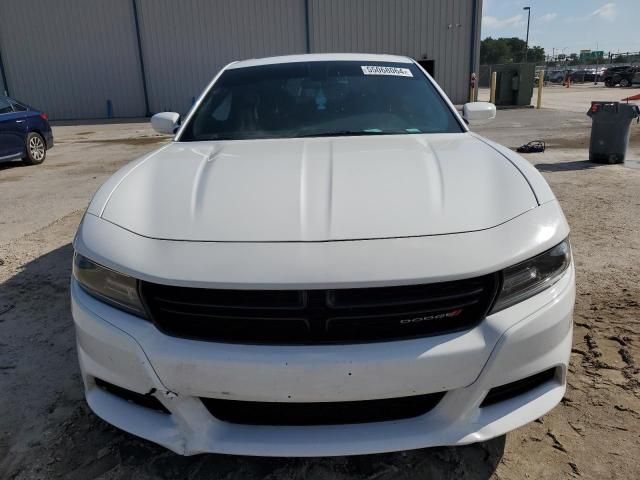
[
  {"left": 1, "top": 89, "right": 639, "bottom": 479},
  {"left": 478, "top": 82, "right": 640, "bottom": 113}
]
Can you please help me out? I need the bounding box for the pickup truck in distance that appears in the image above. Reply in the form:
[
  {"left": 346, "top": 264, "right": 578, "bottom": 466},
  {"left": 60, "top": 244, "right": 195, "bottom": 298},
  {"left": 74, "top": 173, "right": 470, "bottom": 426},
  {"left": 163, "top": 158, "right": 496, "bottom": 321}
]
[{"left": 603, "top": 65, "right": 639, "bottom": 87}]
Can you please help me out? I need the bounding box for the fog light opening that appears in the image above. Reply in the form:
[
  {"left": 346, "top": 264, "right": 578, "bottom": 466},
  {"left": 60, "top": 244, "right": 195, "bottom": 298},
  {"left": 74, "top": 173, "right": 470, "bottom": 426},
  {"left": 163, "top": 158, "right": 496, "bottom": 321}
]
[
  {"left": 480, "top": 367, "right": 559, "bottom": 408},
  {"left": 94, "top": 377, "right": 170, "bottom": 414}
]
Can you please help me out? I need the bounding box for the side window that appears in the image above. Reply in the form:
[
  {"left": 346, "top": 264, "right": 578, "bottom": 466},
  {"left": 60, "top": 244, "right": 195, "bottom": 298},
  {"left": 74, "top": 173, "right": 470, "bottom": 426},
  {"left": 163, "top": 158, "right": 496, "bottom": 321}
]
[
  {"left": 9, "top": 100, "right": 27, "bottom": 112},
  {"left": 0, "top": 97, "right": 12, "bottom": 114}
]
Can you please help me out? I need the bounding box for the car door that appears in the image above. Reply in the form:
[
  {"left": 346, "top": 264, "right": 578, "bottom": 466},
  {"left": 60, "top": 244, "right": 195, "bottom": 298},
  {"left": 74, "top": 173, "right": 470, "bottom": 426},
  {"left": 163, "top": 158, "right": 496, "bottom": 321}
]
[{"left": 0, "top": 96, "right": 27, "bottom": 159}]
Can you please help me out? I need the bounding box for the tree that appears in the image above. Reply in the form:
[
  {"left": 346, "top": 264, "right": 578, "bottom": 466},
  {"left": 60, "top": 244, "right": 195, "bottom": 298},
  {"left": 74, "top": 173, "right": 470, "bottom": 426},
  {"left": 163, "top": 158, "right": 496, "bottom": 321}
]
[
  {"left": 480, "top": 37, "right": 546, "bottom": 65},
  {"left": 480, "top": 37, "right": 511, "bottom": 64},
  {"left": 527, "top": 46, "right": 546, "bottom": 63},
  {"left": 504, "top": 37, "right": 527, "bottom": 62}
]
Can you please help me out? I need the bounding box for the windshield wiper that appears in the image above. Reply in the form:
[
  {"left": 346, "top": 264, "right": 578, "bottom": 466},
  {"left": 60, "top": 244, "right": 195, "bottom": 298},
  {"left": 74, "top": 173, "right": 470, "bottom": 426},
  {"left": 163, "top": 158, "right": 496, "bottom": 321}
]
[{"left": 295, "top": 130, "right": 393, "bottom": 138}]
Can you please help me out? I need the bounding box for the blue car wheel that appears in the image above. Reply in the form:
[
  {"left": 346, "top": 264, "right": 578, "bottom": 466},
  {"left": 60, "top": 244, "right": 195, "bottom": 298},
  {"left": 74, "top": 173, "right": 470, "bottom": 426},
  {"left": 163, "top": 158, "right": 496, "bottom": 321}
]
[{"left": 24, "top": 132, "right": 46, "bottom": 165}]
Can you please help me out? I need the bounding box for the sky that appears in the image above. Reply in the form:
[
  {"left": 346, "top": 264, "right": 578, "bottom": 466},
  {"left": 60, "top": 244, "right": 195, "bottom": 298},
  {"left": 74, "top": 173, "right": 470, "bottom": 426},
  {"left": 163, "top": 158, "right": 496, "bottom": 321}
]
[{"left": 481, "top": 0, "right": 640, "bottom": 57}]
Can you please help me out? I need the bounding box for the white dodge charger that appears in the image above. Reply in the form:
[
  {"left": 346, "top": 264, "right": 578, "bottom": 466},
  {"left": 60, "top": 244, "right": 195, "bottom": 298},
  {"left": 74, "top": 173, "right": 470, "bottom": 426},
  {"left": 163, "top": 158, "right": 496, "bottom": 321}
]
[{"left": 71, "top": 54, "right": 574, "bottom": 456}]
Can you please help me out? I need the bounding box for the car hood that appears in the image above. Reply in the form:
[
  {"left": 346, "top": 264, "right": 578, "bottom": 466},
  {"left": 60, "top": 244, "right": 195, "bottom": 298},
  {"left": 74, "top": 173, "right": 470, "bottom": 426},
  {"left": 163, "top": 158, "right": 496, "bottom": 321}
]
[{"left": 100, "top": 133, "right": 537, "bottom": 242}]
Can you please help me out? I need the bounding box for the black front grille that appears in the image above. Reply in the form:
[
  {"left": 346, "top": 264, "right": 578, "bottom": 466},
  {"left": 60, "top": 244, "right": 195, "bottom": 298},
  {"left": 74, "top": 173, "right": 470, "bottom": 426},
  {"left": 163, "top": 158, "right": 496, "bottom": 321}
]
[
  {"left": 201, "top": 392, "right": 446, "bottom": 426},
  {"left": 139, "top": 274, "right": 499, "bottom": 345}
]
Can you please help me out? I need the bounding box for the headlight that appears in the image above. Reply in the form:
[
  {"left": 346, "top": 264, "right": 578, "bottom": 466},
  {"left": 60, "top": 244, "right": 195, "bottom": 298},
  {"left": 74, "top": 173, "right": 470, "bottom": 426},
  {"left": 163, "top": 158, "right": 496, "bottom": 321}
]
[
  {"left": 491, "top": 239, "right": 571, "bottom": 313},
  {"left": 73, "top": 252, "right": 146, "bottom": 317}
]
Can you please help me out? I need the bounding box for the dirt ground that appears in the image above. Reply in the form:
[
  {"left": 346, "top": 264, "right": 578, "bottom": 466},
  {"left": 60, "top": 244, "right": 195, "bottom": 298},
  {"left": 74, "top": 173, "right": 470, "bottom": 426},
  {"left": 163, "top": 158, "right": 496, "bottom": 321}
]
[{"left": 1, "top": 86, "right": 639, "bottom": 479}]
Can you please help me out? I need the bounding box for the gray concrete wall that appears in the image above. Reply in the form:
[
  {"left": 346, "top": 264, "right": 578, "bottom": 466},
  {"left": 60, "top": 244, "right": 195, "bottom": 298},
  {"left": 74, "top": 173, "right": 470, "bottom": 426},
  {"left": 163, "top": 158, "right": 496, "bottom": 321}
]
[{"left": 0, "top": 0, "right": 147, "bottom": 119}]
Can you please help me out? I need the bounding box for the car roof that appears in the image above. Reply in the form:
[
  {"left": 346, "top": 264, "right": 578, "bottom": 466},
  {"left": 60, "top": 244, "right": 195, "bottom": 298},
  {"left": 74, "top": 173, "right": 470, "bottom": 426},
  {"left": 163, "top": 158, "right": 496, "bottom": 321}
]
[{"left": 228, "top": 53, "right": 414, "bottom": 69}]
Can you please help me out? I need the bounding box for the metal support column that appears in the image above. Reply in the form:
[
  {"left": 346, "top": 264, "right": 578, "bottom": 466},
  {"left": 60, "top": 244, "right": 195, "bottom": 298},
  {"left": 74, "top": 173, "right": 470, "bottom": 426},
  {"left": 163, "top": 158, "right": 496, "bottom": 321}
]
[
  {"left": 304, "top": 0, "right": 311, "bottom": 53},
  {"left": 0, "top": 36, "right": 9, "bottom": 96},
  {"left": 132, "top": 0, "right": 151, "bottom": 116},
  {"left": 469, "top": 0, "right": 479, "bottom": 102}
]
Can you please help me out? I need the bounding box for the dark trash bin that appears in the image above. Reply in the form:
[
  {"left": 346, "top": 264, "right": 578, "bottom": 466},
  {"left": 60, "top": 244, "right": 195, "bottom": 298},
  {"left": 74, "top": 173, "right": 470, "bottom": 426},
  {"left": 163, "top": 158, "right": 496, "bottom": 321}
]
[{"left": 587, "top": 101, "right": 639, "bottom": 164}]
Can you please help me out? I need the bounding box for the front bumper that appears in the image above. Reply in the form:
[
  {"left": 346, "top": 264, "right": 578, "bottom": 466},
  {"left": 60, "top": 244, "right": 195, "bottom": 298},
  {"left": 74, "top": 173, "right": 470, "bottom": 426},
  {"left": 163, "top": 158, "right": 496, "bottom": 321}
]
[{"left": 71, "top": 265, "right": 574, "bottom": 457}]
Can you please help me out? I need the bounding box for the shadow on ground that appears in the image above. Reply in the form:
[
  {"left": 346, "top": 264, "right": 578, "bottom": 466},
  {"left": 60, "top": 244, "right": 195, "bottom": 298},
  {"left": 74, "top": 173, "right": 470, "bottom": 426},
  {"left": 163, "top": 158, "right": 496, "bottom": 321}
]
[
  {"left": 535, "top": 159, "right": 605, "bottom": 172},
  {"left": 0, "top": 244, "right": 505, "bottom": 480},
  {"left": 0, "top": 159, "right": 27, "bottom": 172}
]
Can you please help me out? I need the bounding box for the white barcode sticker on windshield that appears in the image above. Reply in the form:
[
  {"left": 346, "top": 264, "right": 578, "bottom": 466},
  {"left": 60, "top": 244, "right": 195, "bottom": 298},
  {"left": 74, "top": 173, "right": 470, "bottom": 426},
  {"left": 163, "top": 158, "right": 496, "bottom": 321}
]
[{"left": 361, "top": 66, "right": 413, "bottom": 77}]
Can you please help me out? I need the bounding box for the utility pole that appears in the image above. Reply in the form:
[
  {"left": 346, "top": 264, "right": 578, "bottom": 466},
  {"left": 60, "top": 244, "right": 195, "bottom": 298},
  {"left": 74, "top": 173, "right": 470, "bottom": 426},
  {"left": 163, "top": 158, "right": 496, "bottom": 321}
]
[
  {"left": 523, "top": 6, "right": 531, "bottom": 63},
  {"left": 594, "top": 42, "right": 599, "bottom": 85}
]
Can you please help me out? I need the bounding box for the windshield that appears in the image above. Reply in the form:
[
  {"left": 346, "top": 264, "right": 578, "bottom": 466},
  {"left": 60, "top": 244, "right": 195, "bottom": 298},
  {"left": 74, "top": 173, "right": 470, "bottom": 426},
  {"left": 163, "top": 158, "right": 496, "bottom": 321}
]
[{"left": 179, "top": 61, "right": 463, "bottom": 141}]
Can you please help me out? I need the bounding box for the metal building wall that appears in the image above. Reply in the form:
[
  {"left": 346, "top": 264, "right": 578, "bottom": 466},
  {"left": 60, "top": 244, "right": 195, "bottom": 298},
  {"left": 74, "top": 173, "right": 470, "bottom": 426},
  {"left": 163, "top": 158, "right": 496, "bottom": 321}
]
[
  {"left": 136, "top": 0, "right": 307, "bottom": 114},
  {"left": 308, "top": 0, "right": 477, "bottom": 104},
  {"left": 0, "top": 0, "right": 146, "bottom": 120},
  {"left": 0, "top": 0, "right": 481, "bottom": 119}
]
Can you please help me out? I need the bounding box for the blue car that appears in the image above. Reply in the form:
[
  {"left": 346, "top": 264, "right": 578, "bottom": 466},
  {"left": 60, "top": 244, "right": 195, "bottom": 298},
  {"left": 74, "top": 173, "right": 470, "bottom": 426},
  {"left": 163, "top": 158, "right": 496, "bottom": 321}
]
[{"left": 0, "top": 95, "right": 53, "bottom": 165}]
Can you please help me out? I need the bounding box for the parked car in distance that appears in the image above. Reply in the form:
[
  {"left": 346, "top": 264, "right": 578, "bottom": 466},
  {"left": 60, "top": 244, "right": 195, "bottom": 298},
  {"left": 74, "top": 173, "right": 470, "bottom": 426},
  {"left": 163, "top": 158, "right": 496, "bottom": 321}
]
[
  {"left": 536, "top": 69, "right": 570, "bottom": 86},
  {"left": 602, "top": 65, "right": 639, "bottom": 87},
  {"left": 72, "top": 53, "right": 574, "bottom": 457},
  {"left": 569, "top": 69, "right": 600, "bottom": 83},
  {"left": 0, "top": 95, "right": 53, "bottom": 165},
  {"left": 545, "top": 70, "right": 567, "bottom": 84}
]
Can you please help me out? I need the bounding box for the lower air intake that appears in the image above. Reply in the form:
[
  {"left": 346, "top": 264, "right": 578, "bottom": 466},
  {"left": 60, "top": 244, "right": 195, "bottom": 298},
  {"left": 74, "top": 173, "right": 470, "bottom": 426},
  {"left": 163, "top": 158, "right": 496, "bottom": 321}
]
[{"left": 201, "top": 392, "right": 446, "bottom": 426}]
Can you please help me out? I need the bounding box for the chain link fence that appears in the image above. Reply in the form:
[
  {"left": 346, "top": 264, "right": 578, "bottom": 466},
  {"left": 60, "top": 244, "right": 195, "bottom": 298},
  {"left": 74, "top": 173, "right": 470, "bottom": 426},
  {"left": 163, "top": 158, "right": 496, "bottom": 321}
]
[{"left": 480, "top": 55, "right": 640, "bottom": 89}]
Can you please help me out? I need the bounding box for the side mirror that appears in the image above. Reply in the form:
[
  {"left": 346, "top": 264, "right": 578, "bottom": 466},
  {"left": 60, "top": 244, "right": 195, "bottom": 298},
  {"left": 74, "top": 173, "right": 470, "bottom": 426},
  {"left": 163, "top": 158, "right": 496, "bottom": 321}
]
[
  {"left": 462, "top": 102, "right": 496, "bottom": 125},
  {"left": 151, "top": 112, "right": 180, "bottom": 135}
]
